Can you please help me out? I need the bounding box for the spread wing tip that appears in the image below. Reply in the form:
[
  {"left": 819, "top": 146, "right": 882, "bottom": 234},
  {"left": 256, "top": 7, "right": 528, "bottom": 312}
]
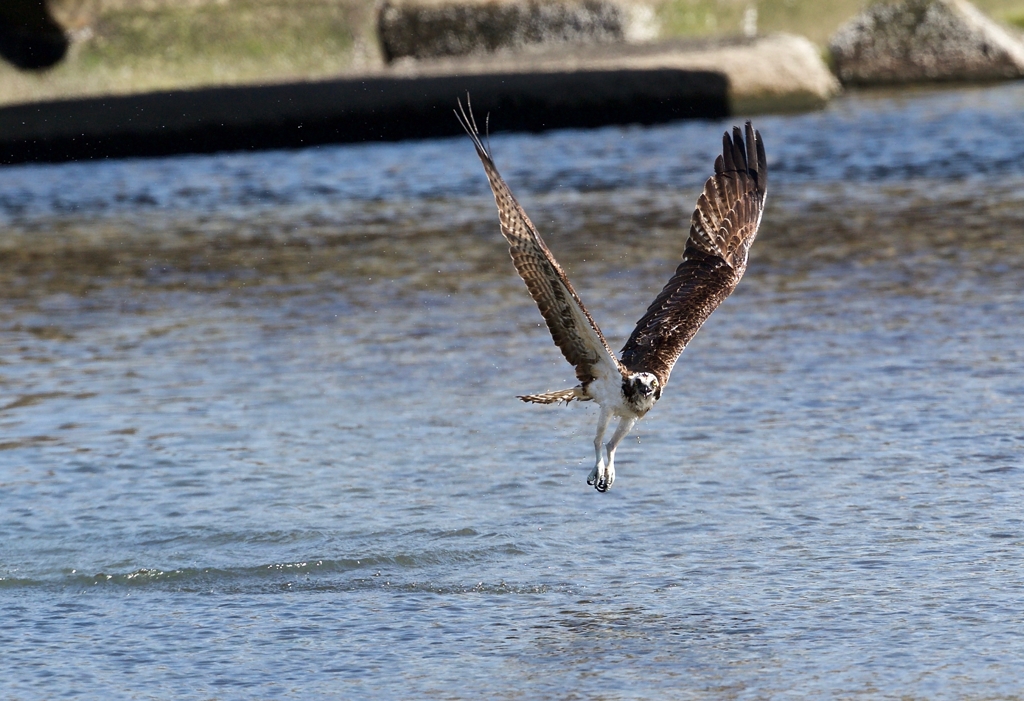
[
  {"left": 454, "top": 95, "right": 493, "bottom": 164},
  {"left": 719, "top": 122, "right": 767, "bottom": 189}
]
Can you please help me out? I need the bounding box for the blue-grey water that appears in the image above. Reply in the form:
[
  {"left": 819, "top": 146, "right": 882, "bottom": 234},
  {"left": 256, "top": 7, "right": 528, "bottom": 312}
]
[{"left": 2, "top": 83, "right": 1024, "bottom": 699}]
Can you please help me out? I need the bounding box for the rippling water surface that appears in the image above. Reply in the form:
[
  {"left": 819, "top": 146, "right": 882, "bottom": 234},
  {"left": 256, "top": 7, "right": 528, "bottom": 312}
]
[{"left": 2, "top": 83, "right": 1024, "bottom": 699}]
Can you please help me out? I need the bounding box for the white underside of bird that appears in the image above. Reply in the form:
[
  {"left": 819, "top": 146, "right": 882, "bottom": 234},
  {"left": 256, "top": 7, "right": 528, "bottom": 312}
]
[
  {"left": 519, "top": 363, "right": 663, "bottom": 491},
  {"left": 583, "top": 372, "right": 652, "bottom": 492}
]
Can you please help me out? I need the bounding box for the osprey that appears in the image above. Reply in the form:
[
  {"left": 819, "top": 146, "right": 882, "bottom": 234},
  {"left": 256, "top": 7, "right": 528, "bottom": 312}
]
[{"left": 456, "top": 101, "right": 767, "bottom": 492}]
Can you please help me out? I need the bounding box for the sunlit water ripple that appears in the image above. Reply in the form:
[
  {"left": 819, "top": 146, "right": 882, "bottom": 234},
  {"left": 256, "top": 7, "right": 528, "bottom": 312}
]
[{"left": 2, "top": 83, "right": 1024, "bottom": 699}]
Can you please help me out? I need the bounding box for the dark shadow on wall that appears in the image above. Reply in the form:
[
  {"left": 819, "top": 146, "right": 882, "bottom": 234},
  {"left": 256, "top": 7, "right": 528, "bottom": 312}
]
[
  {"left": 0, "top": 0, "right": 68, "bottom": 70},
  {"left": 0, "top": 69, "right": 730, "bottom": 164}
]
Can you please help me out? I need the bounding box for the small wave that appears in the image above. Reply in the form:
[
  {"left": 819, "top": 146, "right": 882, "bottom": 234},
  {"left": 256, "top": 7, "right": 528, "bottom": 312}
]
[{"left": 2, "top": 538, "right": 529, "bottom": 594}]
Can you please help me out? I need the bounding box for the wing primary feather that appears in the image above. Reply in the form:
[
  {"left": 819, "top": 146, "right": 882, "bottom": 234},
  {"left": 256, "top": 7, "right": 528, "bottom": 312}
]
[
  {"left": 619, "top": 122, "right": 768, "bottom": 387},
  {"left": 752, "top": 122, "right": 767, "bottom": 189},
  {"left": 728, "top": 126, "right": 746, "bottom": 202},
  {"left": 484, "top": 111, "right": 493, "bottom": 155}
]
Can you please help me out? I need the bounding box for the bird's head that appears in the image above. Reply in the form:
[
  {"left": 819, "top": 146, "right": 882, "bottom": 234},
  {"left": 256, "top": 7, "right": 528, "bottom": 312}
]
[{"left": 624, "top": 372, "right": 661, "bottom": 412}]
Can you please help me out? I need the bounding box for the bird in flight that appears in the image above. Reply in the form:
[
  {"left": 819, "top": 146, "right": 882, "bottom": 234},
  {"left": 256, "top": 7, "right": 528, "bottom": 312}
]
[{"left": 456, "top": 99, "right": 767, "bottom": 492}]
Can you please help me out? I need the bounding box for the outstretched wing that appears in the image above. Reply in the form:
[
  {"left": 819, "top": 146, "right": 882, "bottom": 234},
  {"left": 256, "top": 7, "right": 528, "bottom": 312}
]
[
  {"left": 456, "top": 99, "right": 625, "bottom": 387},
  {"left": 619, "top": 122, "right": 767, "bottom": 387}
]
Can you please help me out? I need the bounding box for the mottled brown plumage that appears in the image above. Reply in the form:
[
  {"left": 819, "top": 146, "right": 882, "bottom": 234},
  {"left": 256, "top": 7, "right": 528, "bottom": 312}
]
[
  {"left": 620, "top": 122, "right": 767, "bottom": 386},
  {"left": 455, "top": 99, "right": 625, "bottom": 391}
]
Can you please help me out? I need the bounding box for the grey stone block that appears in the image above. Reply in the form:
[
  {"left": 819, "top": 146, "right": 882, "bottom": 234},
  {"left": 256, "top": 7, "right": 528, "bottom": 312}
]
[
  {"left": 377, "top": 0, "right": 656, "bottom": 62},
  {"left": 829, "top": 0, "right": 1024, "bottom": 85}
]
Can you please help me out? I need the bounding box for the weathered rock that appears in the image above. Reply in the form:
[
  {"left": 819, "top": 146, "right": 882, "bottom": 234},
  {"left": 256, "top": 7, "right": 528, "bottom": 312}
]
[
  {"left": 377, "top": 0, "right": 657, "bottom": 62},
  {"left": 829, "top": 0, "right": 1024, "bottom": 85}
]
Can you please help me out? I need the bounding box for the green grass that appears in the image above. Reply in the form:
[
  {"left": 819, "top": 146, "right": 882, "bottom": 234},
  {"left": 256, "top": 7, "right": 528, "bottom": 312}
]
[
  {"left": 2, "top": 0, "right": 1024, "bottom": 106},
  {"left": 655, "top": 0, "right": 866, "bottom": 45},
  {"left": 1007, "top": 9, "right": 1024, "bottom": 27},
  {"left": 656, "top": 0, "right": 1024, "bottom": 45},
  {"left": 82, "top": 2, "right": 356, "bottom": 67},
  {"left": 0, "top": 0, "right": 374, "bottom": 105}
]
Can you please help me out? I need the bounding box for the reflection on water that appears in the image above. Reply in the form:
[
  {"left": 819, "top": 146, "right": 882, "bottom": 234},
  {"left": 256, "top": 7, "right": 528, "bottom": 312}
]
[{"left": 2, "top": 83, "right": 1024, "bottom": 699}]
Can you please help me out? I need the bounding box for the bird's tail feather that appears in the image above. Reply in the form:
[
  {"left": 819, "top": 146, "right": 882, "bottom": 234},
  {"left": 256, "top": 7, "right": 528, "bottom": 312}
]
[{"left": 517, "top": 386, "right": 589, "bottom": 405}]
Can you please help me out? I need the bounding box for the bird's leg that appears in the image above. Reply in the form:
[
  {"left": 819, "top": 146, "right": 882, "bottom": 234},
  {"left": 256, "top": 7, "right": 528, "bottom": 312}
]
[
  {"left": 597, "top": 416, "right": 637, "bottom": 492},
  {"left": 587, "top": 408, "right": 613, "bottom": 488}
]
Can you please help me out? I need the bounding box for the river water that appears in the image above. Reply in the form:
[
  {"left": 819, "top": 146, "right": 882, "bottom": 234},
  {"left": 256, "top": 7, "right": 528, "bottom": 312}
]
[{"left": 2, "top": 83, "right": 1024, "bottom": 699}]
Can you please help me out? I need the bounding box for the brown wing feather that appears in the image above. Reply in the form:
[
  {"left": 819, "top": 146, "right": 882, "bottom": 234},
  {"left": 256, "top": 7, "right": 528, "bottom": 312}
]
[
  {"left": 456, "top": 99, "right": 624, "bottom": 386},
  {"left": 619, "top": 122, "right": 767, "bottom": 386}
]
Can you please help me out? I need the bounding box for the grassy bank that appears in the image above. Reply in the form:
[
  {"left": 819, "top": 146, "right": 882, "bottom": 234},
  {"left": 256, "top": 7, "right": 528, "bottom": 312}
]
[
  {"left": 659, "top": 0, "right": 1024, "bottom": 45},
  {"left": 2, "top": 0, "right": 1024, "bottom": 106},
  {"left": 0, "top": 0, "right": 377, "bottom": 105}
]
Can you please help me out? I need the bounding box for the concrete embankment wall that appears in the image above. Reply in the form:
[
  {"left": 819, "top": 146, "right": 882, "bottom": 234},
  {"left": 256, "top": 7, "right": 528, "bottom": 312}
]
[
  {"left": 0, "top": 33, "right": 836, "bottom": 165},
  {"left": 0, "top": 69, "right": 728, "bottom": 165}
]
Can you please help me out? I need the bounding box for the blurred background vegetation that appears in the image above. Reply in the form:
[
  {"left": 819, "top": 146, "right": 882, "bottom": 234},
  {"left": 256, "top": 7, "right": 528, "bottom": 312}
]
[
  {"left": 2, "top": 0, "right": 1024, "bottom": 106},
  {"left": 659, "top": 0, "right": 1023, "bottom": 43}
]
